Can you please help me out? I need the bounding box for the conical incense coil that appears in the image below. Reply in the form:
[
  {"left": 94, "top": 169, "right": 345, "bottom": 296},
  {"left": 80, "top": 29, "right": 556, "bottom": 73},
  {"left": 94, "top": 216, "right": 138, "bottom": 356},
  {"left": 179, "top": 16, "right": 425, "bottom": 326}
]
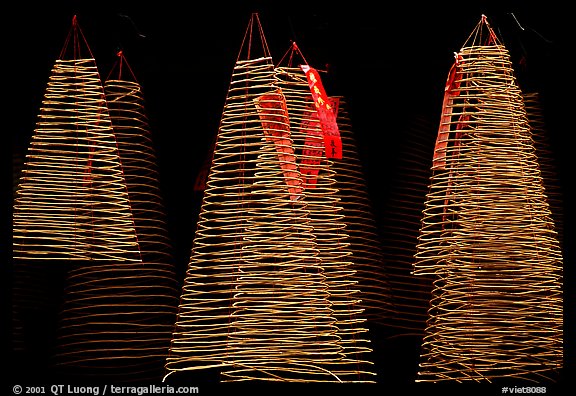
[
  {"left": 414, "top": 16, "right": 563, "bottom": 383},
  {"left": 165, "top": 14, "right": 346, "bottom": 383},
  {"left": 274, "top": 64, "right": 376, "bottom": 382},
  {"left": 12, "top": 61, "right": 140, "bottom": 262}
]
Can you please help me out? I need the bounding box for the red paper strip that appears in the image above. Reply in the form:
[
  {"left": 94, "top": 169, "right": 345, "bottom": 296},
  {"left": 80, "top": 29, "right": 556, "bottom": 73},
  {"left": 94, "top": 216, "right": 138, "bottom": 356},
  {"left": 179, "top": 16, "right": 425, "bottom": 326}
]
[
  {"left": 299, "top": 107, "right": 323, "bottom": 189},
  {"left": 433, "top": 56, "right": 462, "bottom": 170},
  {"left": 254, "top": 89, "right": 302, "bottom": 201},
  {"left": 300, "top": 65, "right": 342, "bottom": 159},
  {"left": 436, "top": 55, "right": 466, "bottom": 227}
]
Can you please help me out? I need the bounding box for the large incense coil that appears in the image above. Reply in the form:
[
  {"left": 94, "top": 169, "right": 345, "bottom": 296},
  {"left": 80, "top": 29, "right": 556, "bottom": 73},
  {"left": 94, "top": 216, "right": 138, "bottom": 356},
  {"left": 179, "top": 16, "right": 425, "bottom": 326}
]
[
  {"left": 12, "top": 56, "right": 141, "bottom": 263},
  {"left": 414, "top": 16, "right": 563, "bottom": 383},
  {"left": 273, "top": 64, "right": 376, "bottom": 382},
  {"left": 378, "top": 115, "right": 436, "bottom": 335},
  {"left": 329, "top": 96, "right": 395, "bottom": 329},
  {"left": 165, "top": 14, "right": 349, "bottom": 383}
]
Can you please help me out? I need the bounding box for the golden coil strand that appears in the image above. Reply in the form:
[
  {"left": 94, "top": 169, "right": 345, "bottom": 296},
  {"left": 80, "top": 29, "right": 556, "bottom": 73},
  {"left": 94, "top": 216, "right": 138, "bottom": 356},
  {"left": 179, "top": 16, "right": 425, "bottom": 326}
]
[
  {"left": 327, "top": 96, "right": 395, "bottom": 330},
  {"left": 414, "top": 17, "right": 563, "bottom": 383},
  {"left": 165, "top": 55, "right": 345, "bottom": 383},
  {"left": 272, "top": 67, "right": 376, "bottom": 382}
]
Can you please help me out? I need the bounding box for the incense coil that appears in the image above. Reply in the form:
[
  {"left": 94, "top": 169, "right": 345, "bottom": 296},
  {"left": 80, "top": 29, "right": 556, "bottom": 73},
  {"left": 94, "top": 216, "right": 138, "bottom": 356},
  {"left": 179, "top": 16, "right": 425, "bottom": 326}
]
[
  {"left": 414, "top": 17, "right": 563, "bottom": 383},
  {"left": 273, "top": 66, "right": 376, "bottom": 382},
  {"left": 164, "top": 17, "right": 350, "bottom": 379},
  {"left": 12, "top": 58, "right": 141, "bottom": 263},
  {"left": 50, "top": 61, "right": 177, "bottom": 380}
]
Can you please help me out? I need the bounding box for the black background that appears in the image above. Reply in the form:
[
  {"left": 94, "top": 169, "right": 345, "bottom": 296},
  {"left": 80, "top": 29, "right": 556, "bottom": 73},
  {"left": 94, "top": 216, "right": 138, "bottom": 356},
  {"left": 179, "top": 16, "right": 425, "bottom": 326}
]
[{"left": 4, "top": 0, "right": 573, "bottom": 394}]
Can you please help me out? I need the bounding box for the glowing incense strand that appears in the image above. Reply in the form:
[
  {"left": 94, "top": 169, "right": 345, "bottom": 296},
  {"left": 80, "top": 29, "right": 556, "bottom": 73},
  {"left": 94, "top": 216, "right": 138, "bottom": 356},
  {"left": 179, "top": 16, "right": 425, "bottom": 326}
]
[
  {"left": 414, "top": 16, "right": 563, "bottom": 382},
  {"left": 104, "top": 52, "right": 179, "bottom": 278}
]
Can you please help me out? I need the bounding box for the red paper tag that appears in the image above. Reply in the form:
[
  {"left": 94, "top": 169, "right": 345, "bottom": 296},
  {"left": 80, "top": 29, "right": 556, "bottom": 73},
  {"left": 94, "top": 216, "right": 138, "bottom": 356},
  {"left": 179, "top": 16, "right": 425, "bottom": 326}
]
[
  {"left": 301, "top": 65, "right": 342, "bottom": 159},
  {"left": 433, "top": 56, "right": 462, "bottom": 170},
  {"left": 299, "top": 107, "right": 323, "bottom": 189},
  {"left": 254, "top": 90, "right": 302, "bottom": 201}
]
